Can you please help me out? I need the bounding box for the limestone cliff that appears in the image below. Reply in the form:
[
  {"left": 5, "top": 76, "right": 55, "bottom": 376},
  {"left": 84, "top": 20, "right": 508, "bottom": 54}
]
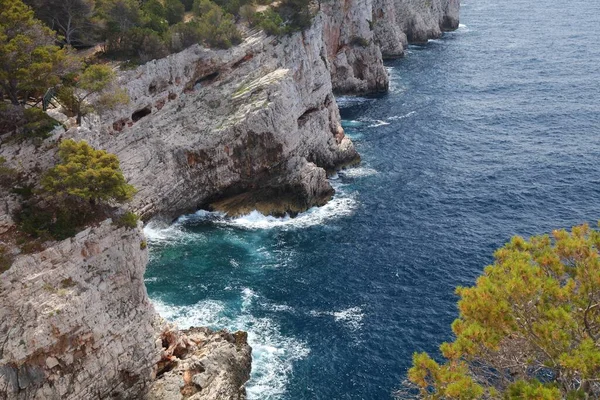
[
  {"left": 80, "top": 21, "right": 359, "bottom": 222},
  {"left": 0, "top": 220, "right": 252, "bottom": 400},
  {"left": 324, "top": 0, "right": 460, "bottom": 93},
  {"left": 0, "top": 221, "right": 156, "bottom": 399},
  {"left": 0, "top": 1, "right": 458, "bottom": 399}
]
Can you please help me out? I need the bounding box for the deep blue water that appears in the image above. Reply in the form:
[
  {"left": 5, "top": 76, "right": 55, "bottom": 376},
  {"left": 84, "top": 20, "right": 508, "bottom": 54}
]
[{"left": 145, "top": 0, "right": 600, "bottom": 398}]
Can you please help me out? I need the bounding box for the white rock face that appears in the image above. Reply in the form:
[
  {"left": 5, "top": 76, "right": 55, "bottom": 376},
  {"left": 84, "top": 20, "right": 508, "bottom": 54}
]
[
  {"left": 324, "top": 0, "right": 460, "bottom": 92},
  {"left": 78, "top": 23, "right": 358, "bottom": 222},
  {"left": 0, "top": 221, "right": 157, "bottom": 399},
  {"left": 321, "top": 0, "right": 389, "bottom": 93}
]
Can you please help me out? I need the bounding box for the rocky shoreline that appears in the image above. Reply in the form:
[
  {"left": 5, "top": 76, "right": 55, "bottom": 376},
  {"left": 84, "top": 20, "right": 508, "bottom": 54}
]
[{"left": 0, "top": 1, "right": 458, "bottom": 398}]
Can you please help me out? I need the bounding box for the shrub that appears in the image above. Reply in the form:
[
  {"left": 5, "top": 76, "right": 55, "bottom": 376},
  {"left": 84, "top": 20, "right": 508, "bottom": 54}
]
[
  {"left": 0, "top": 105, "right": 59, "bottom": 142},
  {"left": 0, "top": 157, "right": 18, "bottom": 188},
  {"left": 253, "top": 9, "right": 284, "bottom": 36},
  {"left": 238, "top": 4, "right": 256, "bottom": 23},
  {"left": 42, "top": 139, "right": 136, "bottom": 205},
  {"left": 114, "top": 211, "right": 139, "bottom": 229},
  {"left": 350, "top": 36, "right": 370, "bottom": 47},
  {"left": 0, "top": 245, "right": 11, "bottom": 273},
  {"left": 167, "top": 22, "right": 203, "bottom": 52},
  {"left": 20, "top": 108, "right": 60, "bottom": 140},
  {"left": 193, "top": 0, "right": 241, "bottom": 48},
  {"left": 276, "top": 0, "right": 314, "bottom": 33},
  {"left": 164, "top": 0, "right": 186, "bottom": 25},
  {"left": 16, "top": 203, "right": 79, "bottom": 241}
]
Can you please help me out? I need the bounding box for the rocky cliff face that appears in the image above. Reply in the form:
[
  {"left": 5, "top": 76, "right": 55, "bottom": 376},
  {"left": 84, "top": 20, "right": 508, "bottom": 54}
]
[
  {"left": 0, "top": 220, "right": 252, "bottom": 400},
  {"left": 324, "top": 0, "right": 460, "bottom": 92},
  {"left": 79, "top": 20, "right": 359, "bottom": 223},
  {"left": 73, "top": 0, "right": 459, "bottom": 222},
  {"left": 0, "top": 1, "right": 458, "bottom": 399},
  {"left": 0, "top": 221, "right": 156, "bottom": 399}
]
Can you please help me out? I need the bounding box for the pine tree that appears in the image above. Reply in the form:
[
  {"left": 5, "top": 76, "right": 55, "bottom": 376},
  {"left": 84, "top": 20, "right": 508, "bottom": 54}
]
[
  {"left": 408, "top": 224, "right": 600, "bottom": 399},
  {"left": 0, "top": 0, "right": 78, "bottom": 105}
]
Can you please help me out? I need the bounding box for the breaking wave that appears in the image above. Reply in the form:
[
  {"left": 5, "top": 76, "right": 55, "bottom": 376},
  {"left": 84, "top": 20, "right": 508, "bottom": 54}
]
[
  {"left": 145, "top": 185, "right": 358, "bottom": 236},
  {"left": 309, "top": 306, "right": 365, "bottom": 332},
  {"left": 338, "top": 167, "right": 378, "bottom": 178}
]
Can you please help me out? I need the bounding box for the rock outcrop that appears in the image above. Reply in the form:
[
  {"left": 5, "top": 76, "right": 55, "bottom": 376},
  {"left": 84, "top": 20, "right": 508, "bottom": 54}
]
[
  {"left": 0, "top": 220, "right": 252, "bottom": 400},
  {"left": 150, "top": 327, "right": 251, "bottom": 400},
  {"left": 79, "top": 20, "right": 359, "bottom": 223},
  {"left": 322, "top": 0, "right": 389, "bottom": 94},
  {"left": 0, "top": 221, "right": 157, "bottom": 399},
  {"left": 324, "top": 0, "right": 460, "bottom": 92}
]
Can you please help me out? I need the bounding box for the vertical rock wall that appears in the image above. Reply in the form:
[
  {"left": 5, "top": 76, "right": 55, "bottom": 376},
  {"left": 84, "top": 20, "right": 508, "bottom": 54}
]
[
  {"left": 324, "top": 0, "right": 460, "bottom": 92},
  {"left": 0, "top": 221, "right": 158, "bottom": 399}
]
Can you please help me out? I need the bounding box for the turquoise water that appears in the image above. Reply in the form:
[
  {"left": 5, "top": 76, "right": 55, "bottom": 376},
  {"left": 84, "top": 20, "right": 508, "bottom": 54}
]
[{"left": 145, "top": 0, "right": 600, "bottom": 398}]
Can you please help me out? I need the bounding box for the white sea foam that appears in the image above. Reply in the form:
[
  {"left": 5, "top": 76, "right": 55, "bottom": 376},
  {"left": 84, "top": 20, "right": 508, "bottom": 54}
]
[
  {"left": 151, "top": 290, "right": 310, "bottom": 400},
  {"left": 367, "top": 120, "right": 391, "bottom": 128},
  {"left": 241, "top": 287, "right": 257, "bottom": 311},
  {"left": 458, "top": 23, "right": 469, "bottom": 31},
  {"left": 143, "top": 222, "right": 187, "bottom": 243},
  {"left": 342, "top": 119, "right": 363, "bottom": 127},
  {"left": 262, "top": 303, "right": 295, "bottom": 312},
  {"left": 245, "top": 318, "right": 310, "bottom": 400},
  {"left": 309, "top": 306, "right": 365, "bottom": 331},
  {"left": 387, "top": 111, "right": 417, "bottom": 121},
  {"left": 339, "top": 167, "right": 378, "bottom": 178},
  {"left": 206, "top": 193, "right": 358, "bottom": 231},
  {"left": 153, "top": 298, "right": 227, "bottom": 327},
  {"left": 336, "top": 96, "right": 373, "bottom": 108},
  {"left": 332, "top": 307, "right": 365, "bottom": 331}
]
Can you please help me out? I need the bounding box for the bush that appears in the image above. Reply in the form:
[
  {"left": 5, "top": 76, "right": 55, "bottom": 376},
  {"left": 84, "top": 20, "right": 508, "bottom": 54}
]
[
  {"left": 21, "top": 108, "right": 60, "bottom": 140},
  {"left": 106, "top": 27, "right": 169, "bottom": 61},
  {"left": 42, "top": 139, "right": 136, "bottom": 205},
  {"left": 0, "top": 157, "right": 18, "bottom": 188},
  {"left": 193, "top": 0, "right": 242, "bottom": 48},
  {"left": 16, "top": 203, "right": 80, "bottom": 241},
  {"left": 164, "top": 0, "right": 186, "bottom": 25},
  {"left": 253, "top": 9, "right": 284, "bottom": 36},
  {"left": 114, "top": 211, "right": 139, "bottom": 229},
  {"left": 276, "top": 0, "right": 314, "bottom": 33},
  {"left": 0, "top": 245, "right": 11, "bottom": 273},
  {"left": 0, "top": 105, "right": 59, "bottom": 142},
  {"left": 167, "top": 22, "right": 203, "bottom": 52}
]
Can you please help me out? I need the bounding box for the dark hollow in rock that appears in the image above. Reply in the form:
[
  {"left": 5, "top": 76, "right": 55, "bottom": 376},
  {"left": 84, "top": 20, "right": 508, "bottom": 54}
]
[{"left": 131, "top": 107, "right": 152, "bottom": 123}]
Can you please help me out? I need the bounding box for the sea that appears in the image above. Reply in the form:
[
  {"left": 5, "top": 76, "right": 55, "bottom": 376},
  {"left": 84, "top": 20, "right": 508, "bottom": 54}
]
[{"left": 144, "top": 0, "right": 600, "bottom": 398}]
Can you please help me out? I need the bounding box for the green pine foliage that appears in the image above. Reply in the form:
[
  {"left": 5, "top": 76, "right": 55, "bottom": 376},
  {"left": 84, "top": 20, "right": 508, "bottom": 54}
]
[
  {"left": 408, "top": 224, "right": 600, "bottom": 399},
  {"left": 42, "top": 139, "right": 136, "bottom": 204},
  {"left": 114, "top": 211, "right": 139, "bottom": 229},
  {"left": 0, "top": 0, "right": 79, "bottom": 105},
  {"left": 15, "top": 140, "right": 136, "bottom": 242}
]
